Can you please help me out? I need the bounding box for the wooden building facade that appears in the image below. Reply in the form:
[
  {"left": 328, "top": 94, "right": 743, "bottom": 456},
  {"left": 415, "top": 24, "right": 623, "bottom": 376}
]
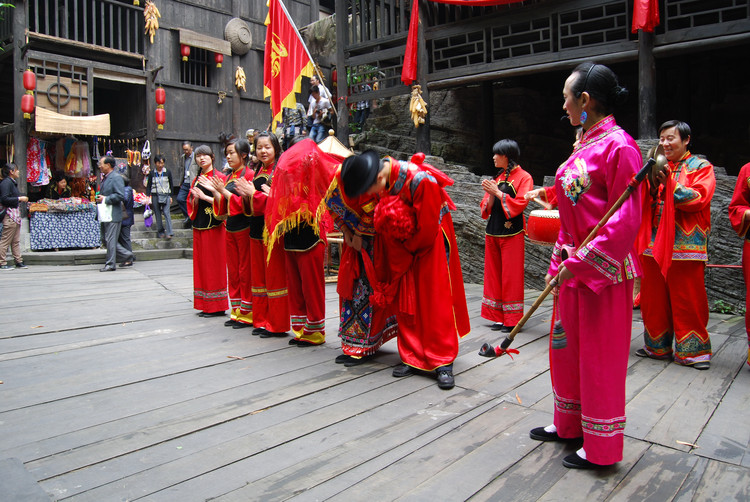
[
  {"left": 0, "top": 0, "right": 330, "bottom": 196},
  {"left": 334, "top": 0, "right": 750, "bottom": 175}
]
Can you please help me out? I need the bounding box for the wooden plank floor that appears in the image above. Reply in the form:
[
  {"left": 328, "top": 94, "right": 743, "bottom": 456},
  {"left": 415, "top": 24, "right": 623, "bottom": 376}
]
[{"left": 1, "top": 259, "right": 748, "bottom": 501}]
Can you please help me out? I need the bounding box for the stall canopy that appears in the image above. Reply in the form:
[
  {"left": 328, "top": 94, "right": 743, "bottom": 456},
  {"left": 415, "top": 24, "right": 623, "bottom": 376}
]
[{"left": 35, "top": 107, "right": 111, "bottom": 136}]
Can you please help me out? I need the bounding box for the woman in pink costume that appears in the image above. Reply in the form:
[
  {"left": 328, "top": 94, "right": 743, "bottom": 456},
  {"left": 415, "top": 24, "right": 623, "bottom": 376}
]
[{"left": 529, "top": 63, "right": 642, "bottom": 469}]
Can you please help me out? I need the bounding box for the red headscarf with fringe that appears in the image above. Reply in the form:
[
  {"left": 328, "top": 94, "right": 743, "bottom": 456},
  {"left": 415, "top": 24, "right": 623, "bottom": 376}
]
[{"left": 264, "top": 138, "right": 340, "bottom": 258}]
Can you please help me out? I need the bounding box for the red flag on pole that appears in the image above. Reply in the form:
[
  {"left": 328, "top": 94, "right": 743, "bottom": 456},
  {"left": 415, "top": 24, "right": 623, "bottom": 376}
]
[
  {"left": 264, "top": 0, "right": 315, "bottom": 128},
  {"left": 401, "top": 0, "right": 420, "bottom": 86},
  {"left": 632, "top": 0, "right": 660, "bottom": 32}
]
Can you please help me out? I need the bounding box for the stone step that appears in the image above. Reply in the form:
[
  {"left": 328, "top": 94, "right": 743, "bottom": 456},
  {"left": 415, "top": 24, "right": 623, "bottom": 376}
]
[
  {"left": 131, "top": 236, "right": 193, "bottom": 251},
  {"left": 21, "top": 248, "right": 190, "bottom": 266}
]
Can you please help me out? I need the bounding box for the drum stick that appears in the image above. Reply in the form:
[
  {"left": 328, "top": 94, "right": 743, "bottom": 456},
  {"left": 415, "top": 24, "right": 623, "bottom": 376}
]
[{"left": 485, "top": 152, "right": 662, "bottom": 357}]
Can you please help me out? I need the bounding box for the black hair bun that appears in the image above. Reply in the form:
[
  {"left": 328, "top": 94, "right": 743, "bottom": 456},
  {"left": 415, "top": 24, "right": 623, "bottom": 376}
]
[{"left": 612, "top": 85, "right": 629, "bottom": 106}]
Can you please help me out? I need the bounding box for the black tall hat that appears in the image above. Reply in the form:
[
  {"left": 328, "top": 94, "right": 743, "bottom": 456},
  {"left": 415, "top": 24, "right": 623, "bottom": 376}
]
[{"left": 340, "top": 150, "right": 380, "bottom": 198}]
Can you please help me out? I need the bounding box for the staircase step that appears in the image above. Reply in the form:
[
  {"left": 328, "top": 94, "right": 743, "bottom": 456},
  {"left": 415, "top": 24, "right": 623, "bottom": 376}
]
[{"left": 22, "top": 248, "right": 190, "bottom": 266}]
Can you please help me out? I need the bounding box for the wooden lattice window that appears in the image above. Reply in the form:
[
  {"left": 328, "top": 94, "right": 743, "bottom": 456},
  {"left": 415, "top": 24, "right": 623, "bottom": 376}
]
[{"left": 180, "top": 47, "right": 212, "bottom": 88}]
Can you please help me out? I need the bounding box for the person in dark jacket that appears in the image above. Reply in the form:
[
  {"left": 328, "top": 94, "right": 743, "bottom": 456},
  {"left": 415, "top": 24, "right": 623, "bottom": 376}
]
[
  {"left": 146, "top": 153, "right": 174, "bottom": 239},
  {"left": 118, "top": 173, "right": 135, "bottom": 267},
  {"left": 0, "top": 163, "right": 29, "bottom": 270}
]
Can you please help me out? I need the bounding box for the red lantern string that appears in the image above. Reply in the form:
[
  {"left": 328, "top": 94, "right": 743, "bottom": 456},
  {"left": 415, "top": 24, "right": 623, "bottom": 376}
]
[
  {"left": 21, "top": 94, "right": 35, "bottom": 120},
  {"left": 214, "top": 53, "right": 224, "bottom": 69},
  {"left": 22, "top": 69, "right": 36, "bottom": 119},
  {"left": 180, "top": 44, "right": 190, "bottom": 62}
]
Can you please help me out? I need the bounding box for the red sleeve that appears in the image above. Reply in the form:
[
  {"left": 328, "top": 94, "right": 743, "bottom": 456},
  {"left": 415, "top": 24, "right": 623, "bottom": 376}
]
[
  {"left": 404, "top": 175, "right": 442, "bottom": 255},
  {"left": 499, "top": 169, "right": 533, "bottom": 219},
  {"left": 187, "top": 177, "right": 199, "bottom": 220},
  {"left": 729, "top": 162, "right": 750, "bottom": 238},
  {"left": 543, "top": 185, "right": 558, "bottom": 208}
]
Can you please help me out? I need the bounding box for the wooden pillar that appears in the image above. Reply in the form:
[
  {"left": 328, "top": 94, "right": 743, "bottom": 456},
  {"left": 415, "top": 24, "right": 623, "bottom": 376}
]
[
  {"left": 481, "top": 81, "right": 494, "bottom": 174},
  {"left": 144, "top": 23, "right": 157, "bottom": 154},
  {"left": 232, "top": 0, "right": 241, "bottom": 136},
  {"left": 415, "top": 0, "right": 430, "bottom": 155},
  {"left": 335, "top": 0, "right": 349, "bottom": 144},
  {"left": 12, "top": 0, "right": 28, "bottom": 198},
  {"left": 638, "top": 30, "right": 656, "bottom": 139}
]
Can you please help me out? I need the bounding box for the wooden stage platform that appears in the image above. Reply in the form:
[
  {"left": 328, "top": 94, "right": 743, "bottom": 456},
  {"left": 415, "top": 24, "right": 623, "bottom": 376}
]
[{"left": 1, "top": 259, "right": 748, "bottom": 501}]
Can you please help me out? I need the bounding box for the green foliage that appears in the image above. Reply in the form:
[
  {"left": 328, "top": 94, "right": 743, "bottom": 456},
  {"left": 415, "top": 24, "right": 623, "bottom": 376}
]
[
  {"left": 0, "top": 3, "right": 15, "bottom": 22},
  {"left": 711, "top": 299, "right": 744, "bottom": 315}
]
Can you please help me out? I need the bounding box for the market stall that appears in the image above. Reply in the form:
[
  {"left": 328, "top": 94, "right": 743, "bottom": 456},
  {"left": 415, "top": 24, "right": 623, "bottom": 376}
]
[{"left": 28, "top": 198, "right": 100, "bottom": 250}]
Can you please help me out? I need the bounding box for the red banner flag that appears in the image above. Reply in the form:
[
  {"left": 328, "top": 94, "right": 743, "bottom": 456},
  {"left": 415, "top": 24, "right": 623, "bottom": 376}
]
[
  {"left": 403, "top": 0, "right": 525, "bottom": 85},
  {"left": 632, "top": 0, "right": 660, "bottom": 32},
  {"left": 264, "top": 0, "right": 315, "bottom": 128},
  {"left": 401, "top": 0, "right": 420, "bottom": 85}
]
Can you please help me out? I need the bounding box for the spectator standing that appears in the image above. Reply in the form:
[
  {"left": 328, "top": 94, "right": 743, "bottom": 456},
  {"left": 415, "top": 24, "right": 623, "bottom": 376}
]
[
  {"left": 118, "top": 174, "right": 135, "bottom": 267},
  {"left": 146, "top": 154, "right": 174, "bottom": 239},
  {"left": 307, "top": 85, "right": 332, "bottom": 143},
  {"left": 176, "top": 141, "right": 199, "bottom": 227},
  {"left": 96, "top": 156, "right": 135, "bottom": 272},
  {"left": 0, "top": 163, "right": 29, "bottom": 270}
]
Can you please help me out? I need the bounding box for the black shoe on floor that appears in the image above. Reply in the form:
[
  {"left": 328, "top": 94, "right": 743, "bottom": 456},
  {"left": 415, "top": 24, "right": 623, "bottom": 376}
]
[
  {"left": 692, "top": 361, "right": 711, "bottom": 370},
  {"left": 436, "top": 365, "right": 455, "bottom": 389},
  {"left": 530, "top": 427, "right": 562, "bottom": 442},
  {"left": 224, "top": 319, "right": 239, "bottom": 327},
  {"left": 335, "top": 354, "right": 354, "bottom": 364},
  {"left": 635, "top": 348, "right": 672, "bottom": 360},
  {"left": 120, "top": 261, "right": 133, "bottom": 268},
  {"left": 1, "top": 264, "right": 14, "bottom": 270},
  {"left": 252, "top": 327, "right": 267, "bottom": 336},
  {"left": 201, "top": 311, "right": 226, "bottom": 317},
  {"left": 260, "top": 331, "right": 288, "bottom": 338},
  {"left": 344, "top": 356, "right": 370, "bottom": 367},
  {"left": 232, "top": 322, "right": 252, "bottom": 329},
  {"left": 15, "top": 262, "right": 28, "bottom": 269},
  {"left": 500, "top": 324, "right": 516, "bottom": 333},
  {"left": 562, "top": 452, "right": 603, "bottom": 470},
  {"left": 99, "top": 266, "right": 116, "bottom": 272},
  {"left": 490, "top": 322, "right": 504, "bottom": 331},
  {"left": 392, "top": 364, "right": 414, "bottom": 378}
]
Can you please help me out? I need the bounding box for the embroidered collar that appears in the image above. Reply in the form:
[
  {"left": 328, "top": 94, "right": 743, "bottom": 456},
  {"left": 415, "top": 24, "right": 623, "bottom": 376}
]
[{"left": 573, "top": 115, "right": 620, "bottom": 154}]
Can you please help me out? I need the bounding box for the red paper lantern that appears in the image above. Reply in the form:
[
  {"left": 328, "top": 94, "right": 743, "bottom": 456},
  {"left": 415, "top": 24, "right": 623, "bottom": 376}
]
[
  {"left": 214, "top": 53, "right": 224, "bottom": 68},
  {"left": 155, "top": 87, "right": 166, "bottom": 105},
  {"left": 23, "top": 69, "right": 36, "bottom": 92},
  {"left": 155, "top": 107, "right": 166, "bottom": 130},
  {"left": 180, "top": 44, "right": 190, "bottom": 61},
  {"left": 21, "top": 93, "right": 35, "bottom": 119}
]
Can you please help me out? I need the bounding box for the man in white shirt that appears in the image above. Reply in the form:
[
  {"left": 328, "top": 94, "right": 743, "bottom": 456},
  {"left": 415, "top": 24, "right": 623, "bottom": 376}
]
[{"left": 307, "top": 85, "right": 331, "bottom": 143}]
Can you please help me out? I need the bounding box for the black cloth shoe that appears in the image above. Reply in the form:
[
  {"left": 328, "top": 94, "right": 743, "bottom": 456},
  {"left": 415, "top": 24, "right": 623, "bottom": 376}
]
[
  {"left": 344, "top": 355, "right": 370, "bottom": 367},
  {"left": 201, "top": 311, "right": 226, "bottom": 317},
  {"left": 15, "top": 261, "right": 28, "bottom": 269},
  {"left": 529, "top": 427, "right": 582, "bottom": 442},
  {"left": 224, "top": 319, "right": 239, "bottom": 327},
  {"left": 635, "top": 348, "right": 672, "bottom": 360},
  {"left": 530, "top": 427, "right": 562, "bottom": 442},
  {"left": 99, "top": 266, "right": 116, "bottom": 272},
  {"left": 335, "top": 354, "right": 354, "bottom": 364},
  {"left": 562, "top": 452, "right": 604, "bottom": 470},
  {"left": 252, "top": 327, "right": 267, "bottom": 336},
  {"left": 692, "top": 361, "right": 711, "bottom": 370},
  {"left": 500, "top": 324, "right": 517, "bottom": 333},
  {"left": 392, "top": 364, "right": 414, "bottom": 378},
  {"left": 260, "top": 331, "right": 288, "bottom": 338},
  {"left": 490, "top": 322, "right": 504, "bottom": 331},
  {"left": 436, "top": 365, "right": 455, "bottom": 389},
  {"left": 119, "top": 261, "right": 133, "bottom": 268},
  {"left": 232, "top": 322, "right": 252, "bottom": 329}
]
